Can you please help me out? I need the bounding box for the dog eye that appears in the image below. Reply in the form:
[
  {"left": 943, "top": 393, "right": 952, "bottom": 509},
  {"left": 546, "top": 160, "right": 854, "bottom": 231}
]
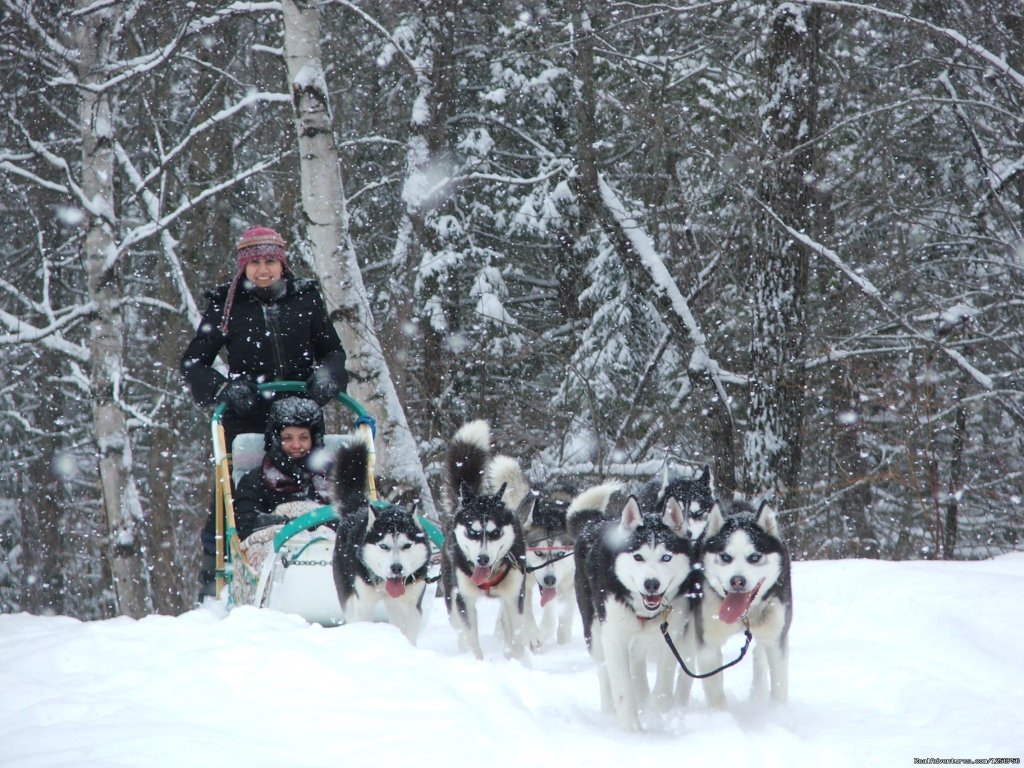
[
  {"left": 660, "top": 554, "right": 672, "bottom": 562},
  {"left": 379, "top": 543, "right": 390, "bottom": 551},
  {"left": 402, "top": 543, "right": 412, "bottom": 550},
  {"left": 719, "top": 553, "right": 732, "bottom": 564},
  {"left": 747, "top": 553, "right": 762, "bottom": 564},
  {"left": 486, "top": 530, "right": 503, "bottom": 541},
  {"left": 633, "top": 553, "right": 644, "bottom": 562}
]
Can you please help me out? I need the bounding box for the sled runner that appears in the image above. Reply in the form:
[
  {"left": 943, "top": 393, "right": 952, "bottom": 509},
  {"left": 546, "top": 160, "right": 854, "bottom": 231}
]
[{"left": 211, "top": 381, "right": 443, "bottom": 626}]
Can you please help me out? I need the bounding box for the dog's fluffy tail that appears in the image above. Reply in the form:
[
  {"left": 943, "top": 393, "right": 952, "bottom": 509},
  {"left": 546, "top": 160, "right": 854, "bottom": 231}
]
[
  {"left": 333, "top": 430, "right": 372, "bottom": 514},
  {"left": 445, "top": 420, "right": 491, "bottom": 504},
  {"left": 566, "top": 482, "right": 621, "bottom": 540},
  {"left": 486, "top": 454, "right": 531, "bottom": 512}
]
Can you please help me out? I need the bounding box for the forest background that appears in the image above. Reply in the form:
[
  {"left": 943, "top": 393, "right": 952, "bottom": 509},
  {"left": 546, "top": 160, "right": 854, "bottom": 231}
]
[{"left": 2, "top": 0, "right": 1022, "bottom": 619}]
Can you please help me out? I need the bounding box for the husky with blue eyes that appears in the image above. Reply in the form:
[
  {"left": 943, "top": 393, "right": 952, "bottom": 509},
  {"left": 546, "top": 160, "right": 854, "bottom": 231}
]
[
  {"left": 332, "top": 430, "right": 432, "bottom": 644},
  {"left": 684, "top": 499, "right": 792, "bottom": 709},
  {"left": 567, "top": 483, "right": 693, "bottom": 731},
  {"left": 441, "top": 420, "right": 527, "bottom": 660}
]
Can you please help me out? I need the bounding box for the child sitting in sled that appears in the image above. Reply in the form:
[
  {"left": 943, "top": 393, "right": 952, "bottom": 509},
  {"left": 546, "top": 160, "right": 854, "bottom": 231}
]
[{"left": 234, "top": 396, "right": 334, "bottom": 572}]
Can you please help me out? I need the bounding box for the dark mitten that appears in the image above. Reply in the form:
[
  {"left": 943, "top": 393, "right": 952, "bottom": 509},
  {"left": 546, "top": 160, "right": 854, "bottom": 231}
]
[
  {"left": 220, "top": 379, "right": 258, "bottom": 417},
  {"left": 306, "top": 368, "right": 338, "bottom": 406}
]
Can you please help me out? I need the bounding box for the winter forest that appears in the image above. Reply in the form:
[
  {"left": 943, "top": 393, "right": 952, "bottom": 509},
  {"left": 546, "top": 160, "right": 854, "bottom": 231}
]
[{"left": 1, "top": 0, "right": 1022, "bottom": 620}]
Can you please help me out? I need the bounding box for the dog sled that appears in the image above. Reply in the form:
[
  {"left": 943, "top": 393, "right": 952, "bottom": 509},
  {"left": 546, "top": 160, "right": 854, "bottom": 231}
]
[{"left": 211, "top": 381, "right": 443, "bottom": 626}]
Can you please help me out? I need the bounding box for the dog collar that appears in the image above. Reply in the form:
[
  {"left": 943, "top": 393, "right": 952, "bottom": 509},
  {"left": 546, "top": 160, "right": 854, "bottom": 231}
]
[
  {"left": 476, "top": 561, "right": 512, "bottom": 591},
  {"left": 636, "top": 600, "right": 672, "bottom": 624}
]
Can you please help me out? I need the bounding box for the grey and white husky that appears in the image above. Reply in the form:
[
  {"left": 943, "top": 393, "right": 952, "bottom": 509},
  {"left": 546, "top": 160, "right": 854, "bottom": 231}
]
[
  {"left": 332, "top": 431, "right": 432, "bottom": 644},
  {"left": 441, "top": 421, "right": 528, "bottom": 659},
  {"left": 568, "top": 483, "right": 692, "bottom": 731},
  {"left": 637, "top": 464, "right": 717, "bottom": 541},
  {"left": 685, "top": 499, "right": 792, "bottom": 708},
  {"left": 487, "top": 455, "right": 577, "bottom": 647}
]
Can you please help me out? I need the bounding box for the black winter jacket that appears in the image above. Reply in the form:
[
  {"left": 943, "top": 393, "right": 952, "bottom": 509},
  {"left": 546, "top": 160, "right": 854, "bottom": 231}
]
[
  {"left": 232, "top": 457, "right": 331, "bottom": 540},
  {"left": 180, "top": 277, "right": 347, "bottom": 432}
]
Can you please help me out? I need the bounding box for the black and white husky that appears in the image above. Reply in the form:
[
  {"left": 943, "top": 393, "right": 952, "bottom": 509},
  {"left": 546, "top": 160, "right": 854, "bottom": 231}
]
[
  {"left": 441, "top": 421, "right": 528, "bottom": 659},
  {"left": 331, "top": 431, "right": 432, "bottom": 644},
  {"left": 637, "top": 464, "right": 717, "bottom": 541},
  {"left": 686, "top": 499, "right": 792, "bottom": 708},
  {"left": 568, "top": 483, "right": 692, "bottom": 731},
  {"left": 487, "top": 455, "right": 577, "bottom": 647}
]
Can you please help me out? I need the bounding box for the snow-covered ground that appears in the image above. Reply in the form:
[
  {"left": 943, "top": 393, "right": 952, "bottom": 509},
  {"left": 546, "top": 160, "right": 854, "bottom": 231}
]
[{"left": 2, "top": 555, "right": 1022, "bottom": 767}]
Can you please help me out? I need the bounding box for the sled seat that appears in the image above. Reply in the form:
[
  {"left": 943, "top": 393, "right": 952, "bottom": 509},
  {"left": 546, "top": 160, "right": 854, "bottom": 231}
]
[{"left": 230, "top": 433, "right": 351, "bottom": 485}]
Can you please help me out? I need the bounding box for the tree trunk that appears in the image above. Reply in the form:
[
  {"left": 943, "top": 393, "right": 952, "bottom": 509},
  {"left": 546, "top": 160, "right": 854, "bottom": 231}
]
[
  {"left": 944, "top": 377, "right": 968, "bottom": 558},
  {"left": 21, "top": 421, "right": 66, "bottom": 615},
  {"left": 77, "top": 2, "right": 150, "bottom": 617},
  {"left": 745, "top": 3, "right": 821, "bottom": 511},
  {"left": 281, "top": 0, "right": 436, "bottom": 516},
  {"left": 826, "top": 361, "right": 878, "bottom": 557}
]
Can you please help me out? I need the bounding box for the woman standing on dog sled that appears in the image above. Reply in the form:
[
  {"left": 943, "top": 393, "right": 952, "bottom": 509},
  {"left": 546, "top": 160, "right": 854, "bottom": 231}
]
[
  {"left": 180, "top": 226, "right": 348, "bottom": 598},
  {"left": 233, "top": 397, "right": 333, "bottom": 541}
]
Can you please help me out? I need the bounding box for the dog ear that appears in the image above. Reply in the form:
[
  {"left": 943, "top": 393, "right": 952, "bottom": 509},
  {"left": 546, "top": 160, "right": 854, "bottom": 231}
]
[
  {"left": 756, "top": 500, "right": 779, "bottom": 537},
  {"left": 619, "top": 496, "right": 643, "bottom": 531},
  {"left": 704, "top": 501, "right": 725, "bottom": 538},
  {"left": 662, "top": 496, "right": 685, "bottom": 534},
  {"left": 408, "top": 499, "right": 424, "bottom": 531},
  {"left": 516, "top": 493, "right": 537, "bottom": 528},
  {"left": 366, "top": 506, "right": 376, "bottom": 530},
  {"left": 701, "top": 464, "right": 715, "bottom": 495}
]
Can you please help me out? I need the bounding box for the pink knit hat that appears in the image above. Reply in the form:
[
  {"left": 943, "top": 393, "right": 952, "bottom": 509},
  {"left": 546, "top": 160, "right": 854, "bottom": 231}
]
[{"left": 220, "top": 227, "right": 290, "bottom": 334}]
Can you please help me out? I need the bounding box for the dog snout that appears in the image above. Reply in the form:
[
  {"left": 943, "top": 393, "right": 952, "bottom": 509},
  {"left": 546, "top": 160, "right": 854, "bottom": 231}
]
[
  {"left": 476, "top": 554, "right": 491, "bottom": 566},
  {"left": 390, "top": 562, "right": 404, "bottom": 575},
  {"left": 542, "top": 574, "right": 556, "bottom": 587},
  {"left": 729, "top": 575, "right": 747, "bottom": 592},
  {"left": 643, "top": 577, "right": 661, "bottom": 594}
]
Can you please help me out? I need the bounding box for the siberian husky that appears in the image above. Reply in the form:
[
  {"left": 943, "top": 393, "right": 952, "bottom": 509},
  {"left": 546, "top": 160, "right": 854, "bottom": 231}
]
[
  {"left": 331, "top": 432, "right": 432, "bottom": 644},
  {"left": 441, "top": 421, "right": 528, "bottom": 659},
  {"left": 686, "top": 499, "right": 792, "bottom": 708},
  {"left": 637, "top": 464, "right": 717, "bottom": 541},
  {"left": 487, "top": 455, "right": 577, "bottom": 646},
  {"left": 568, "top": 483, "right": 692, "bottom": 731}
]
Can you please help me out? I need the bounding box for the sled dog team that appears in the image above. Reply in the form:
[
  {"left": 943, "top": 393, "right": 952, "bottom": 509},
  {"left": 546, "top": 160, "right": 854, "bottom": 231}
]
[{"left": 328, "top": 419, "right": 792, "bottom": 731}]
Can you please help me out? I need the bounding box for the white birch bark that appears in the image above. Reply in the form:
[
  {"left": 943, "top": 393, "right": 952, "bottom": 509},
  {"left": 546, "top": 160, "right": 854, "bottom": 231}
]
[
  {"left": 281, "top": 0, "right": 436, "bottom": 516},
  {"left": 77, "top": 2, "right": 149, "bottom": 617}
]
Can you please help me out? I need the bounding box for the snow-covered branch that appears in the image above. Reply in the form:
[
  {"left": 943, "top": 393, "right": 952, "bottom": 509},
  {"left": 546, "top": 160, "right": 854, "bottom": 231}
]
[
  {"left": 756, "top": 199, "right": 997, "bottom": 392},
  {"left": 128, "top": 92, "right": 291, "bottom": 197},
  {"left": 322, "top": 0, "right": 419, "bottom": 75},
  {"left": 791, "top": 0, "right": 1024, "bottom": 92},
  {"left": 597, "top": 175, "right": 738, "bottom": 411},
  {"left": 0, "top": 305, "right": 91, "bottom": 361}
]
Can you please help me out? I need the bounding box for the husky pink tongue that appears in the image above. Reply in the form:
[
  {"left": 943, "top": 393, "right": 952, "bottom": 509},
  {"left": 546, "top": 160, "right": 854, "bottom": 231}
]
[
  {"left": 385, "top": 577, "right": 406, "bottom": 597},
  {"left": 718, "top": 588, "right": 757, "bottom": 624},
  {"left": 539, "top": 586, "right": 557, "bottom": 607},
  {"left": 471, "top": 565, "right": 492, "bottom": 587}
]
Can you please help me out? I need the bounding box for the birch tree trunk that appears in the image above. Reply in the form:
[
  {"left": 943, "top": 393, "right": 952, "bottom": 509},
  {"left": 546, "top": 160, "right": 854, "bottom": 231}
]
[
  {"left": 77, "top": 2, "right": 149, "bottom": 617},
  {"left": 745, "top": 3, "right": 821, "bottom": 510},
  {"left": 281, "top": 0, "right": 436, "bottom": 516}
]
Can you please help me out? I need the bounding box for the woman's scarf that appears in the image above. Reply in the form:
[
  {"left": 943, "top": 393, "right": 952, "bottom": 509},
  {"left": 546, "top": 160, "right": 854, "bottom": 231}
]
[{"left": 261, "top": 452, "right": 330, "bottom": 503}]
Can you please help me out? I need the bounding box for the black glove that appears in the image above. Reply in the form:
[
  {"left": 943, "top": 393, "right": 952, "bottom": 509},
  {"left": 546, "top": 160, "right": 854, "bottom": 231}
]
[
  {"left": 252, "top": 513, "right": 288, "bottom": 532},
  {"left": 306, "top": 368, "right": 338, "bottom": 406},
  {"left": 219, "top": 379, "right": 258, "bottom": 417}
]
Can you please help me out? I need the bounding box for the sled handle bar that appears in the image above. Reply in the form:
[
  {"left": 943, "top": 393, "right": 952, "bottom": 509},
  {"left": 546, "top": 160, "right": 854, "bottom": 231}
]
[
  {"left": 273, "top": 503, "right": 446, "bottom": 553},
  {"left": 212, "top": 380, "right": 368, "bottom": 422}
]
